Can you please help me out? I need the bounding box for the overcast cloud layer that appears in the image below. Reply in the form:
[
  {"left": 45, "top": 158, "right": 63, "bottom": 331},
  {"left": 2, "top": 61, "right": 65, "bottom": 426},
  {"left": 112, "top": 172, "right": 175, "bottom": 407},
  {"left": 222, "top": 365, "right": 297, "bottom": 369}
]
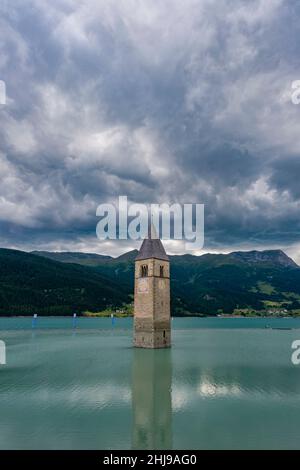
[{"left": 1, "top": 0, "right": 300, "bottom": 260}]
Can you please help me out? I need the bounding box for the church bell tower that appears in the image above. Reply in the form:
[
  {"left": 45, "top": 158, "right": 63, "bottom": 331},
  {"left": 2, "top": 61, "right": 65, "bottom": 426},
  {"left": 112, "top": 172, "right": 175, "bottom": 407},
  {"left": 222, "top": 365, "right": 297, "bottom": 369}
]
[{"left": 133, "top": 224, "right": 171, "bottom": 348}]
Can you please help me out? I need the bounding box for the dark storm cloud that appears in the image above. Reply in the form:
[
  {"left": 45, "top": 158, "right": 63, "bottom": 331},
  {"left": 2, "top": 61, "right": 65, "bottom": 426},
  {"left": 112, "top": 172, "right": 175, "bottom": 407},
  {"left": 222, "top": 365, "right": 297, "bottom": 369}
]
[
  {"left": 270, "top": 157, "right": 300, "bottom": 199},
  {"left": 0, "top": 0, "right": 300, "bottom": 258}
]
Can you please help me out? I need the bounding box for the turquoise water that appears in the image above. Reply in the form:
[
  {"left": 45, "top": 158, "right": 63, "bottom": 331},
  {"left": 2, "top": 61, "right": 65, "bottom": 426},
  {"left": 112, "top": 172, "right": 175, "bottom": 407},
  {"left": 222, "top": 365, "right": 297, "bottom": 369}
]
[
  {"left": 1, "top": 316, "right": 300, "bottom": 330},
  {"left": 1, "top": 317, "right": 300, "bottom": 449}
]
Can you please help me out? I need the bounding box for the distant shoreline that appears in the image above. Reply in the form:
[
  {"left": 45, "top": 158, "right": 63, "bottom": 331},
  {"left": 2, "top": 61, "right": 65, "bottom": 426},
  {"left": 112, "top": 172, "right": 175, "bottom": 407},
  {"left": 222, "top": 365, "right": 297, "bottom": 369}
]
[{"left": 0, "top": 314, "right": 298, "bottom": 319}]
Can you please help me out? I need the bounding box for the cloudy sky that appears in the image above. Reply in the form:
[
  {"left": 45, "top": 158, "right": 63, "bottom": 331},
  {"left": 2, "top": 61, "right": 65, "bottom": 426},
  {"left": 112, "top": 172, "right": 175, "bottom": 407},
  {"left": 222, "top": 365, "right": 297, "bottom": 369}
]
[{"left": 1, "top": 0, "right": 300, "bottom": 260}]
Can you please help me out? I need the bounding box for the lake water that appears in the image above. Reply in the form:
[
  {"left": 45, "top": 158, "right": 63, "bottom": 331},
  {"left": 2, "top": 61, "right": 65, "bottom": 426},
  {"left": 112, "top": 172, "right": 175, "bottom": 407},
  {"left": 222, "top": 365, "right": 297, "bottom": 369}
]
[{"left": 1, "top": 317, "right": 300, "bottom": 450}]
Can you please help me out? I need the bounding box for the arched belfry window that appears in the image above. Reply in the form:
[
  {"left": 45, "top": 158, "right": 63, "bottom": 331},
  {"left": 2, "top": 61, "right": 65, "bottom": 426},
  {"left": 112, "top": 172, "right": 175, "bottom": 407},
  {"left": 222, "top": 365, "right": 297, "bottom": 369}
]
[
  {"left": 141, "top": 265, "right": 148, "bottom": 277},
  {"left": 160, "top": 265, "right": 164, "bottom": 277}
]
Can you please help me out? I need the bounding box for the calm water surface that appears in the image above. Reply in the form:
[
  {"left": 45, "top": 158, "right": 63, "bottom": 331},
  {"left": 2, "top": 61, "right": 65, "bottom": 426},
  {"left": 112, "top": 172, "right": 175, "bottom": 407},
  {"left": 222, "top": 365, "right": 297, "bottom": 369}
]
[{"left": 0, "top": 317, "right": 300, "bottom": 450}]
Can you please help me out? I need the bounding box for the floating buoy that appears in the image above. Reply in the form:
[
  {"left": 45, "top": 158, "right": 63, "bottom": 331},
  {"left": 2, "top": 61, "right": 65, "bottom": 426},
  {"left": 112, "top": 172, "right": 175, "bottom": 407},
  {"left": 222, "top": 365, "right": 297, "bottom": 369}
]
[{"left": 32, "top": 314, "right": 38, "bottom": 329}]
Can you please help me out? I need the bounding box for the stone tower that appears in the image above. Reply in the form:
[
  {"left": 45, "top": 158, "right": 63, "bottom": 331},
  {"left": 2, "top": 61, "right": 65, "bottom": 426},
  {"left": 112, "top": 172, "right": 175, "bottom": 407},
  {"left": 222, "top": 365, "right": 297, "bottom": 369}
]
[{"left": 133, "top": 225, "right": 171, "bottom": 348}]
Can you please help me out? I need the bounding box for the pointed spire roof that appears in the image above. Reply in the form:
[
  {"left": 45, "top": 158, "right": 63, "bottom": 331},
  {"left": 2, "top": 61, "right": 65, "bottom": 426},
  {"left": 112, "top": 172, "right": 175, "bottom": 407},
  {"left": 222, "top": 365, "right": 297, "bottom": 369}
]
[{"left": 135, "top": 223, "right": 169, "bottom": 262}]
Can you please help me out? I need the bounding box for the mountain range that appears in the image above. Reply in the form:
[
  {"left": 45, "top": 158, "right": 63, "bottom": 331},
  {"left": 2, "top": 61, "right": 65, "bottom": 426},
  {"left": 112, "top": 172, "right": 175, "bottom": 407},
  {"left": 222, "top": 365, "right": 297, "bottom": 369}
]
[{"left": 0, "top": 247, "right": 299, "bottom": 316}]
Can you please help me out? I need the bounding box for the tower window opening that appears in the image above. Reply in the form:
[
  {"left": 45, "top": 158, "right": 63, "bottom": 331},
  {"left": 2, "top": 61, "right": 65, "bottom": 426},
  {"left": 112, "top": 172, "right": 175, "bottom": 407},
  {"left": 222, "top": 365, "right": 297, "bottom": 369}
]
[
  {"left": 160, "top": 266, "right": 164, "bottom": 277},
  {"left": 141, "top": 265, "right": 148, "bottom": 277}
]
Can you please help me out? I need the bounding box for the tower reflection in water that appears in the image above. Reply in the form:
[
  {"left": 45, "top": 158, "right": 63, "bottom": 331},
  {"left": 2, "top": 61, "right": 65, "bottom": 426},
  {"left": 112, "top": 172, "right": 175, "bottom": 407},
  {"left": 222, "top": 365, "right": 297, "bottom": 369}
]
[{"left": 132, "top": 348, "right": 172, "bottom": 450}]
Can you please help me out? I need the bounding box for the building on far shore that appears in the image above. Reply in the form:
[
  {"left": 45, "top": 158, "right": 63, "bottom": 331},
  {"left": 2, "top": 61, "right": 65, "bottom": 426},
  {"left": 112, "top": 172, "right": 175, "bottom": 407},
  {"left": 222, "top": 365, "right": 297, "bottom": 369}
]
[{"left": 133, "top": 224, "right": 171, "bottom": 349}]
